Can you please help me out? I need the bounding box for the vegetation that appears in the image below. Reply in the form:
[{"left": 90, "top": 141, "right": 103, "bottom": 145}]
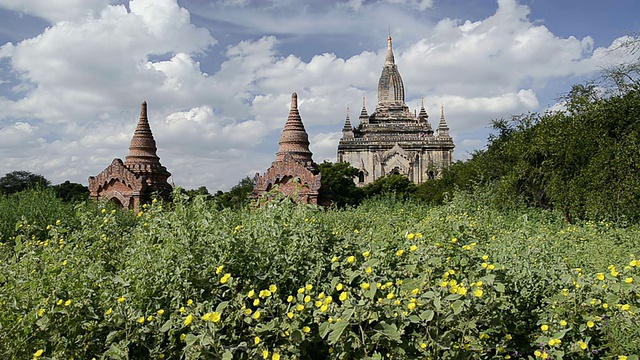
[{"left": 0, "top": 188, "right": 638, "bottom": 359}]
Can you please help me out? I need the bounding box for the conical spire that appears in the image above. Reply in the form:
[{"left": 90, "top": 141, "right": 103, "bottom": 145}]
[
  {"left": 124, "top": 101, "right": 164, "bottom": 168},
  {"left": 342, "top": 106, "right": 352, "bottom": 132},
  {"left": 437, "top": 103, "right": 451, "bottom": 139},
  {"left": 418, "top": 97, "right": 428, "bottom": 119},
  {"left": 385, "top": 34, "right": 395, "bottom": 65},
  {"left": 276, "top": 92, "right": 314, "bottom": 162}
]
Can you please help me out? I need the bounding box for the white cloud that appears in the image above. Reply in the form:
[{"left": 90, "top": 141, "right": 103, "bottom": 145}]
[{"left": 0, "top": 0, "right": 110, "bottom": 23}]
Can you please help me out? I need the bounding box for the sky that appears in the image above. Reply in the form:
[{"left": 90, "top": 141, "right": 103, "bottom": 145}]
[{"left": 0, "top": 0, "right": 638, "bottom": 191}]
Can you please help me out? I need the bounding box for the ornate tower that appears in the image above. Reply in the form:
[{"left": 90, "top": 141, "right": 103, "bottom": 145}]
[
  {"left": 337, "top": 35, "right": 454, "bottom": 185},
  {"left": 88, "top": 101, "right": 172, "bottom": 211},
  {"left": 253, "top": 93, "right": 323, "bottom": 204}
]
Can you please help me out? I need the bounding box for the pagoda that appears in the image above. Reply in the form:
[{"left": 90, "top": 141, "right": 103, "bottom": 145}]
[
  {"left": 88, "top": 101, "right": 172, "bottom": 211},
  {"left": 252, "top": 93, "right": 323, "bottom": 204},
  {"left": 337, "top": 35, "right": 455, "bottom": 185}
]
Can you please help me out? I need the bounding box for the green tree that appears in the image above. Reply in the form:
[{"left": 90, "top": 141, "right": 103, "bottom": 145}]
[
  {"left": 52, "top": 181, "right": 89, "bottom": 203},
  {"left": 317, "top": 161, "right": 364, "bottom": 208},
  {"left": 363, "top": 173, "right": 416, "bottom": 198},
  {"left": 0, "top": 170, "right": 51, "bottom": 195},
  {"left": 213, "top": 177, "right": 255, "bottom": 209}
]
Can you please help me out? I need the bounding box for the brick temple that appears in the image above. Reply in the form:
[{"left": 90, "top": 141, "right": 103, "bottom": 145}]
[
  {"left": 252, "top": 92, "right": 323, "bottom": 205},
  {"left": 88, "top": 101, "right": 172, "bottom": 211}
]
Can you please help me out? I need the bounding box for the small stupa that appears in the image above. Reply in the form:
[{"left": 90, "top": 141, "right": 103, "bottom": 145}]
[
  {"left": 252, "top": 92, "right": 323, "bottom": 204},
  {"left": 88, "top": 101, "right": 172, "bottom": 211}
]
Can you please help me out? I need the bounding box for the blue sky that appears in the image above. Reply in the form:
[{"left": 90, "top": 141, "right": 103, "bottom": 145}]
[{"left": 0, "top": 0, "right": 638, "bottom": 191}]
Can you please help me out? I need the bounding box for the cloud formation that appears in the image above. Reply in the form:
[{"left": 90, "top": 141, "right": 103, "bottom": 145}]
[{"left": 0, "top": 0, "right": 637, "bottom": 191}]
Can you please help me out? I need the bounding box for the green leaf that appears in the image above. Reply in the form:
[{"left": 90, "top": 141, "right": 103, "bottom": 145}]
[
  {"left": 452, "top": 300, "right": 463, "bottom": 315},
  {"left": 327, "top": 319, "right": 349, "bottom": 344},
  {"left": 445, "top": 294, "right": 461, "bottom": 301},
  {"left": 222, "top": 350, "right": 233, "bottom": 360},
  {"left": 185, "top": 333, "right": 199, "bottom": 348},
  {"left": 495, "top": 283, "right": 505, "bottom": 292},
  {"left": 319, "top": 321, "right": 331, "bottom": 338},
  {"left": 419, "top": 310, "right": 434, "bottom": 322},
  {"left": 216, "top": 301, "right": 229, "bottom": 313},
  {"left": 373, "top": 322, "right": 402, "bottom": 342},
  {"left": 103, "top": 342, "right": 127, "bottom": 360},
  {"left": 160, "top": 320, "right": 173, "bottom": 333}
]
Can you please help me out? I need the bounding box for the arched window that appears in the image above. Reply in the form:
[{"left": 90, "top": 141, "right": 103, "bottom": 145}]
[
  {"left": 428, "top": 171, "right": 435, "bottom": 180},
  {"left": 358, "top": 171, "right": 365, "bottom": 183}
]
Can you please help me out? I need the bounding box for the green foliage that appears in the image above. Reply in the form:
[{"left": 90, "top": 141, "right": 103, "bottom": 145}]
[
  {"left": 363, "top": 173, "right": 416, "bottom": 198},
  {"left": 0, "top": 170, "right": 51, "bottom": 195},
  {"left": 317, "top": 161, "right": 364, "bottom": 208},
  {"left": 213, "top": 177, "right": 255, "bottom": 209},
  {"left": 1, "top": 189, "right": 638, "bottom": 359},
  {"left": 51, "top": 180, "right": 89, "bottom": 203}
]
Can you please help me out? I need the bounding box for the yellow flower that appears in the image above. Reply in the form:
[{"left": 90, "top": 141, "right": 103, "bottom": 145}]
[
  {"left": 259, "top": 290, "right": 271, "bottom": 298},
  {"left": 365, "top": 266, "right": 373, "bottom": 273},
  {"left": 117, "top": 296, "right": 126, "bottom": 303},
  {"left": 458, "top": 287, "right": 467, "bottom": 295},
  {"left": 269, "top": 284, "right": 277, "bottom": 292},
  {"left": 488, "top": 264, "right": 495, "bottom": 270},
  {"left": 451, "top": 237, "right": 457, "bottom": 243},
  {"left": 540, "top": 324, "right": 549, "bottom": 331},
  {"left": 482, "top": 255, "right": 489, "bottom": 260},
  {"left": 481, "top": 262, "right": 488, "bottom": 268},
  {"left": 347, "top": 256, "right": 355, "bottom": 263},
  {"left": 296, "top": 304, "right": 304, "bottom": 311},
  {"left": 64, "top": 299, "right": 72, "bottom": 307},
  {"left": 320, "top": 304, "right": 329, "bottom": 312},
  {"left": 253, "top": 311, "right": 261, "bottom": 319},
  {"left": 396, "top": 249, "right": 404, "bottom": 256},
  {"left": 297, "top": 287, "right": 305, "bottom": 294},
  {"left": 272, "top": 353, "right": 280, "bottom": 360},
  {"left": 105, "top": 308, "right": 113, "bottom": 316},
  {"left": 339, "top": 292, "right": 348, "bottom": 301},
  {"left": 596, "top": 273, "right": 605, "bottom": 280},
  {"left": 331, "top": 256, "right": 339, "bottom": 263},
  {"left": 560, "top": 320, "right": 567, "bottom": 326},
  {"left": 157, "top": 309, "right": 164, "bottom": 315},
  {"left": 407, "top": 302, "right": 416, "bottom": 310},
  {"left": 336, "top": 283, "right": 344, "bottom": 291},
  {"left": 324, "top": 296, "right": 333, "bottom": 305},
  {"left": 61, "top": 260, "right": 67, "bottom": 266},
  {"left": 287, "top": 312, "right": 294, "bottom": 319},
  {"left": 305, "top": 284, "right": 313, "bottom": 291},
  {"left": 37, "top": 308, "right": 45, "bottom": 317},
  {"left": 33, "top": 349, "right": 44, "bottom": 358},
  {"left": 619, "top": 356, "right": 628, "bottom": 360},
  {"left": 252, "top": 336, "right": 260, "bottom": 345},
  {"left": 184, "top": 314, "right": 193, "bottom": 326},
  {"left": 287, "top": 295, "right": 294, "bottom": 303},
  {"left": 180, "top": 333, "right": 187, "bottom": 341},
  {"left": 302, "top": 326, "right": 311, "bottom": 333},
  {"left": 621, "top": 304, "right": 631, "bottom": 311},
  {"left": 187, "top": 299, "right": 193, "bottom": 306},
  {"left": 624, "top": 277, "right": 633, "bottom": 284},
  {"left": 304, "top": 295, "right": 311, "bottom": 303},
  {"left": 362, "top": 251, "right": 371, "bottom": 257},
  {"left": 548, "top": 338, "right": 561, "bottom": 346},
  {"left": 315, "top": 300, "right": 323, "bottom": 307},
  {"left": 247, "top": 290, "right": 255, "bottom": 298},
  {"left": 262, "top": 350, "right": 269, "bottom": 359},
  {"left": 137, "top": 317, "right": 145, "bottom": 324},
  {"left": 202, "top": 313, "right": 211, "bottom": 321},
  {"left": 245, "top": 308, "right": 252, "bottom": 315},
  {"left": 220, "top": 273, "right": 231, "bottom": 284},
  {"left": 587, "top": 320, "right": 595, "bottom": 328},
  {"left": 420, "top": 343, "right": 427, "bottom": 349},
  {"left": 386, "top": 292, "right": 395, "bottom": 300},
  {"left": 411, "top": 288, "right": 420, "bottom": 295},
  {"left": 473, "top": 289, "right": 483, "bottom": 298},
  {"left": 407, "top": 233, "right": 415, "bottom": 240},
  {"left": 410, "top": 245, "right": 418, "bottom": 251}
]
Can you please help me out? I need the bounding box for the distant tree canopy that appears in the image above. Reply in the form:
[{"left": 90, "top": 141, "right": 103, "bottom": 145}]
[
  {"left": 0, "top": 171, "right": 51, "bottom": 195},
  {"left": 212, "top": 176, "right": 255, "bottom": 209},
  {"left": 317, "top": 161, "right": 364, "bottom": 208},
  {"left": 52, "top": 181, "right": 89, "bottom": 202}
]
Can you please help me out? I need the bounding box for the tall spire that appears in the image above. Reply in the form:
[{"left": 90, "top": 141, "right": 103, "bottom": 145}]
[
  {"left": 437, "top": 103, "right": 451, "bottom": 139},
  {"left": 277, "top": 92, "right": 313, "bottom": 162},
  {"left": 342, "top": 106, "right": 354, "bottom": 139},
  {"left": 377, "top": 34, "right": 405, "bottom": 106},
  {"left": 385, "top": 34, "right": 395, "bottom": 65},
  {"left": 125, "top": 101, "right": 164, "bottom": 169}
]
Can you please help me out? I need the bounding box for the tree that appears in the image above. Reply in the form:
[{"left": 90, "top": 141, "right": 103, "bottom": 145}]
[
  {"left": 317, "top": 161, "right": 364, "bottom": 208},
  {"left": 0, "top": 171, "right": 51, "bottom": 195},
  {"left": 363, "top": 173, "right": 416, "bottom": 198},
  {"left": 52, "top": 181, "right": 89, "bottom": 203},
  {"left": 213, "top": 177, "right": 255, "bottom": 209}
]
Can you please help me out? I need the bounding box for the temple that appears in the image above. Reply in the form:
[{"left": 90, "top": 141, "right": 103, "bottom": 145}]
[
  {"left": 337, "top": 35, "right": 455, "bottom": 185},
  {"left": 252, "top": 93, "right": 323, "bottom": 204},
  {"left": 88, "top": 101, "right": 172, "bottom": 211}
]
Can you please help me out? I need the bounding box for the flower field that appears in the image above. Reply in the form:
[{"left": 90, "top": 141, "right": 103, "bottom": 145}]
[{"left": 1, "top": 189, "right": 639, "bottom": 359}]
